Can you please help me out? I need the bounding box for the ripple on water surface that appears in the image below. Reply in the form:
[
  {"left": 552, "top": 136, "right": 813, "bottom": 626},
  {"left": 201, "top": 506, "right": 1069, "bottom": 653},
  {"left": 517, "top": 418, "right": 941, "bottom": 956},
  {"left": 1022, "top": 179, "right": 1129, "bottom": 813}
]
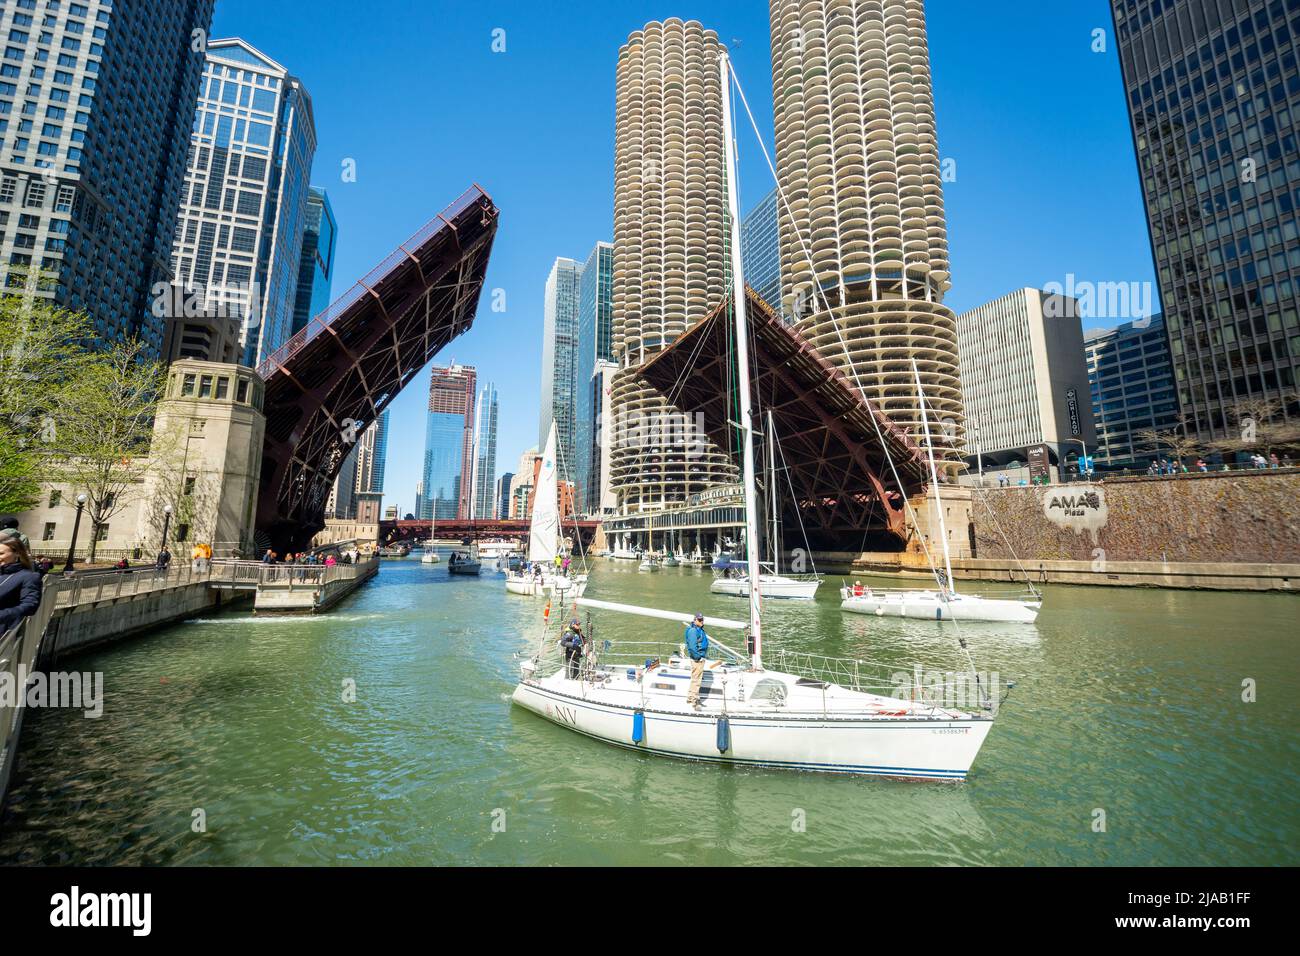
[{"left": 1, "top": 560, "right": 1296, "bottom": 865}]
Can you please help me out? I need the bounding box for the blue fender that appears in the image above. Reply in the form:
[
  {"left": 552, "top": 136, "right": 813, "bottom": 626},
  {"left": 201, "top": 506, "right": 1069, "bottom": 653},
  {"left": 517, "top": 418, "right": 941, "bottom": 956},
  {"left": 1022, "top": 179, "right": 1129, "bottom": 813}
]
[
  {"left": 716, "top": 715, "right": 731, "bottom": 753},
  {"left": 632, "top": 709, "right": 645, "bottom": 744}
]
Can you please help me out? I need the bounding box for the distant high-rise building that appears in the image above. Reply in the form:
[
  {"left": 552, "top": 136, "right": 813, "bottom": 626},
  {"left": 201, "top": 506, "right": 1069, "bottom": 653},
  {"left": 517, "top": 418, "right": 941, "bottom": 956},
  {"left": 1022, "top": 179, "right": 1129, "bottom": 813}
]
[
  {"left": 540, "top": 256, "right": 583, "bottom": 460},
  {"left": 0, "top": 0, "right": 215, "bottom": 358},
  {"left": 326, "top": 411, "right": 386, "bottom": 521},
  {"left": 1111, "top": 0, "right": 1300, "bottom": 441},
  {"left": 508, "top": 447, "right": 538, "bottom": 519},
  {"left": 495, "top": 472, "right": 514, "bottom": 520},
  {"left": 591, "top": 359, "right": 618, "bottom": 515},
  {"left": 769, "top": 0, "right": 964, "bottom": 456},
  {"left": 1085, "top": 315, "right": 1180, "bottom": 467},
  {"left": 575, "top": 240, "right": 613, "bottom": 512},
  {"left": 611, "top": 19, "right": 736, "bottom": 514},
  {"left": 422, "top": 364, "right": 476, "bottom": 520},
  {"left": 957, "top": 289, "right": 1096, "bottom": 471},
  {"left": 166, "top": 38, "right": 317, "bottom": 368},
  {"left": 470, "top": 382, "right": 499, "bottom": 519},
  {"left": 291, "top": 187, "right": 336, "bottom": 336},
  {"left": 741, "top": 187, "right": 784, "bottom": 321}
]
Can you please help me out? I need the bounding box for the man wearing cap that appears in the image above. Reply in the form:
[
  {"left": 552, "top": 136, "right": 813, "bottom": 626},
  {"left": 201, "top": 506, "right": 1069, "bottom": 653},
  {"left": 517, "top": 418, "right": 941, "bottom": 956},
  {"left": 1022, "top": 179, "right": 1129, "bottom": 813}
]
[
  {"left": 560, "top": 617, "right": 585, "bottom": 679},
  {"left": 684, "top": 613, "right": 710, "bottom": 709}
]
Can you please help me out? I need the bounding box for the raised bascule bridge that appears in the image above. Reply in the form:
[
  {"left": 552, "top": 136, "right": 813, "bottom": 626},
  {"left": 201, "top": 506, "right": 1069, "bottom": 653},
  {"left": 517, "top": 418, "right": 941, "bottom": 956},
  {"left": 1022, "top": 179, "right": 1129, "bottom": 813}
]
[
  {"left": 637, "top": 286, "right": 933, "bottom": 553},
  {"left": 256, "top": 186, "right": 499, "bottom": 553}
]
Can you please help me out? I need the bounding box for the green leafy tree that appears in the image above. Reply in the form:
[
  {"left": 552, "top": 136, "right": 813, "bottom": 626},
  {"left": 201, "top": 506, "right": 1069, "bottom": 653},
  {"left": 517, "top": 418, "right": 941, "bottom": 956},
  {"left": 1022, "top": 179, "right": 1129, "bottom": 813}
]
[{"left": 45, "top": 339, "right": 166, "bottom": 561}]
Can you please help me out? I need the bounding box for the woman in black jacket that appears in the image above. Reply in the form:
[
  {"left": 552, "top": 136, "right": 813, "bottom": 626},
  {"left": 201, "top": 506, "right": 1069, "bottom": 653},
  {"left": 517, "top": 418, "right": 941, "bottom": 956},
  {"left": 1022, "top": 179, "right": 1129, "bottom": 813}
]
[{"left": 0, "top": 532, "right": 43, "bottom": 635}]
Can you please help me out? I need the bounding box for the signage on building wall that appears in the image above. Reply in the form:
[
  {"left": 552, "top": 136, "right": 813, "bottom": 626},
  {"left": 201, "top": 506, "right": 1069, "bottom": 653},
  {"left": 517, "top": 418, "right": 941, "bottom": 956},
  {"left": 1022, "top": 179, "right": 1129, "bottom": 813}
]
[
  {"left": 1028, "top": 444, "right": 1051, "bottom": 483},
  {"left": 1066, "top": 388, "right": 1082, "bottom": 437},
  {"left": 1042, "top": 483, "right": 1108, "bottom": 541}
]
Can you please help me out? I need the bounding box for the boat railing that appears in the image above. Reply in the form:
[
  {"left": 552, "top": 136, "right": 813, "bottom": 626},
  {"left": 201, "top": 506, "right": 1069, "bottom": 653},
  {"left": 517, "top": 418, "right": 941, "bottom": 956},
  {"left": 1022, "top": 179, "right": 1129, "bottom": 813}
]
[{"left": 766, "top": 648, "right": 992, "bottom": 711}]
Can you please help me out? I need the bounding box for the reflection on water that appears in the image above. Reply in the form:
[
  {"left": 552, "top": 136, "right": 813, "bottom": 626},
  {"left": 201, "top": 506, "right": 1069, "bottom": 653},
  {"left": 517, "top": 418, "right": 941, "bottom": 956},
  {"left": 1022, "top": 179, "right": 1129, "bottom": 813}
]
[{"left": 0, "top": 558, "right": 1296, "bottom": 865}]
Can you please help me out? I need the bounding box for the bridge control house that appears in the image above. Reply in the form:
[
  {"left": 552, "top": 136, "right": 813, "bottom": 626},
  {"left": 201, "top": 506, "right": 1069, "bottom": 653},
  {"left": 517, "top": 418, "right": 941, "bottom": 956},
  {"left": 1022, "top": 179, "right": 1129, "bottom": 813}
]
[{"left": 12, "top": 359, "right": 267, "bottom": 563}]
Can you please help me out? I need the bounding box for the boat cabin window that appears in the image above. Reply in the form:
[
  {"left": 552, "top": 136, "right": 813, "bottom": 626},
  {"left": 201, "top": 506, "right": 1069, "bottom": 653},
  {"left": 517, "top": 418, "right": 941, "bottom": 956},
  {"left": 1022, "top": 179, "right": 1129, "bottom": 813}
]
[{"left": 749, "top": 679, "right": 787, "bottom": 704}]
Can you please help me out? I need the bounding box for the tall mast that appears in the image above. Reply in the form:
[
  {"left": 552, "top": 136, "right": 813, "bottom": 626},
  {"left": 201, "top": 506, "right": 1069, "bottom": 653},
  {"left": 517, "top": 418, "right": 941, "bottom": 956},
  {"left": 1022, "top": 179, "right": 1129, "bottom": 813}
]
[
  {"left": 720, "top": 51, "right": 762, "bottom": 669},
  {"left": 768, "top": 409, "right": 779, "bottom": 576},
  {"left": 911, "top": 358, "right": 956, "bottom": 595}
]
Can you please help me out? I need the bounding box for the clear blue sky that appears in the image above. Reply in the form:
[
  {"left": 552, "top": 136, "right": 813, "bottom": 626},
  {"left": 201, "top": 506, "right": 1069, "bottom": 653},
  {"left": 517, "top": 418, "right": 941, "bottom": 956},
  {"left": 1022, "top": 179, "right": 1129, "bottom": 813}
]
[{"left": 211, "top": 0, "right": 1158, "bottom": 517}]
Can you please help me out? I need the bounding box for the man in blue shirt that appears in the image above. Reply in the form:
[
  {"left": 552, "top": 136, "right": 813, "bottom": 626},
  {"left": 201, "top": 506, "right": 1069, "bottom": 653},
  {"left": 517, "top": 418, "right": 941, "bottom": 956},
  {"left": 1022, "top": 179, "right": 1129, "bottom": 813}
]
[{"left": 684, "top": 613, "right": 709, "bottom": 710}]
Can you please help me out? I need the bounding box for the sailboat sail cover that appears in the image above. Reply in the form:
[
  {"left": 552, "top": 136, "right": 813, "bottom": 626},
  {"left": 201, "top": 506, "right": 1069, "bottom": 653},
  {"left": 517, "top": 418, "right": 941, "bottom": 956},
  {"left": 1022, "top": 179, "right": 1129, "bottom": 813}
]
[{"left": 528, "top": 422, "right": 560, "bottom": 563}]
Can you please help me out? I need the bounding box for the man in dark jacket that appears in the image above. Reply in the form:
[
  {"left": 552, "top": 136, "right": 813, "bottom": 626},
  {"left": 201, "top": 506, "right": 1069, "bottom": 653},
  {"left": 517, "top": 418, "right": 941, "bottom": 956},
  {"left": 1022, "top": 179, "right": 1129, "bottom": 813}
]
[
  {"left": 0, "top": 535, "right": 43, "bottom": 635},
  {"left": 560, "top": 618, "right": 585, "bottom": 679},
  {"left": 684, "top": 613, "right": 710, "bottom": 709}
]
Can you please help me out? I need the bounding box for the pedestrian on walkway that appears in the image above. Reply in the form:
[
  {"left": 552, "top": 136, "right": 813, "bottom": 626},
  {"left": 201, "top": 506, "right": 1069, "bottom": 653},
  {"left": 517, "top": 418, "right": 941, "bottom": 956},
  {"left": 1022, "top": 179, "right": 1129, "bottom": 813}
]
[
  {"left": 156, "top": 546, "right": 172, "bottom": 572},
  {"left": 0, "top": 519, "right": 28, "bottom": 549},
  {"left": 0, "top": 534, "right": 42, "bottom": 635}
]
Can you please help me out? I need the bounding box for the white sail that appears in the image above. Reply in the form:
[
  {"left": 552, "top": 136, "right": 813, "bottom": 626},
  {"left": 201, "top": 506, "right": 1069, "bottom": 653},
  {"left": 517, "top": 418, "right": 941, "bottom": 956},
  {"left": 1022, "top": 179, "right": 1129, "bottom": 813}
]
[{"left": 528, "top": 421, "right": 560, "bottom": 564}]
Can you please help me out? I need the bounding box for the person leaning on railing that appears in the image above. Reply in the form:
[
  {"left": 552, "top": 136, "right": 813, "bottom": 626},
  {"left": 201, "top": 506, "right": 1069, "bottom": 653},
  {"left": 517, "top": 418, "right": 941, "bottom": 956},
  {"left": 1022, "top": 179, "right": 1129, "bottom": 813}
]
[{"left": 0, "top": 530, "right": 43, "bottom": 636}]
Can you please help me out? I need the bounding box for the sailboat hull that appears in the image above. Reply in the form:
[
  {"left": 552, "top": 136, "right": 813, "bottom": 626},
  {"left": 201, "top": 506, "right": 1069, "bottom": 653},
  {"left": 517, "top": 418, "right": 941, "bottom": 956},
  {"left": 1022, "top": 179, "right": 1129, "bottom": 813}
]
[
  {"left": 505, "top": 572, "right": 588, "bottom": 598},
  {"left": 511, "top": 676, "right": 991, "bottom": 781},
  {"left": 840, "top": 589, "right": 1040, "bottom": 624},
  {"left": 712, "top": 576, "right": 820, "bottom": 600}
]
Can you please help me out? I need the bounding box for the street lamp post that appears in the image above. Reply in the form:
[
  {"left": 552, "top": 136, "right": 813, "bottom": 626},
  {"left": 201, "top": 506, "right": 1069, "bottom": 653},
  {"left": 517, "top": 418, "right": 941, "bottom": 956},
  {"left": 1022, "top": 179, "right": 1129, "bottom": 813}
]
[
  {"left": 160, "top": 504, "right": 173, "bottom": 554},
  {"left": 1066, "top": 438, "right": 1090, "bottom": 481},
  {"left": 63, "top": 493, "right": 88, "bottom": 573}
]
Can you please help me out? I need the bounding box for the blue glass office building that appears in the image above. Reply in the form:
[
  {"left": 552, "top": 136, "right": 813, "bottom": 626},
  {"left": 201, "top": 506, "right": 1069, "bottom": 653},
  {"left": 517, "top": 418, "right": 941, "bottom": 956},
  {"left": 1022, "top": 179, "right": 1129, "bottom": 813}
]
[
  {"left": 169, "top": 38, "right": 316, "bottom": 367},
  {"left": 1112, "top": 0, "right": 1300, "bottom": 439},
  {"left": 291, "top": 186, "right": 335, "bottom": 336},
  {"left": 574, "top": 240, "right": 613, "bottom": 513},
  {"left": 741, "top": 187, "right": 784, "bottom": 321},
  {"left": 1085, "top": 315, "right": 1182, "bottom": 466}
]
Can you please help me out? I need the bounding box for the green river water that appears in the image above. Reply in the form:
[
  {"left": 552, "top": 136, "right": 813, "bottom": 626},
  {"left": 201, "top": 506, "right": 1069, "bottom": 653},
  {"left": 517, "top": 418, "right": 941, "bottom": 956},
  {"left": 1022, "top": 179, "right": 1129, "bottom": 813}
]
[{"left": 1, "top": 556, "right": 1296, "bottom": 866}]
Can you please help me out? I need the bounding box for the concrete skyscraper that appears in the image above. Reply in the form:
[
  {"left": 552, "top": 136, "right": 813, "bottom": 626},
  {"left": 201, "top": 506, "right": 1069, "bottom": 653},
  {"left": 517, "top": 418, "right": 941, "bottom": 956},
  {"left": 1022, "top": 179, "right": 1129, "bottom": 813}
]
[
  {"left": 1112, "top": 0, "right": 1300, "bottom": 441},
  {"left": 610, "top": 19, "right": 736, "bottom": 514},
  {"left": 539, "top": 256, "right": 583, "bottom": 463},
  {"left": 768, "top": 0, "right": 964, "bottom": 456},
  {"left": 166, "top": 38, "right": 316, "bottom": 368},
  {"left": 0, "top": 0, "right": 214, "bottom": 359},
  {"left": 421, "top": 363, "right": 476, "bottom": 520}
]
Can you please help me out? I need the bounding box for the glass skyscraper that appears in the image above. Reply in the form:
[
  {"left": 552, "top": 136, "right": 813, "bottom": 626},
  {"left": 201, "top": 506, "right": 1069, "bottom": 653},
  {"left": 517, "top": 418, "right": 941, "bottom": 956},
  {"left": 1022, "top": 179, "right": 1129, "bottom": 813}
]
[
  {"left": 470, "top": 381, "right": 499, "bottom": 520},
  {"left": 539, "top": 256, "right": 583, "bottom": 463},
  {"left": 1112, "top": 0, "right": 1300, "bottom": 440},
  {"left": 167, "top": 38, "right": 316, "bottom": 368},
  {"left": 1085, "top": 315, "right": 1181, "bottom": 467},
  {"left": 291, "top": 186, "right": 335, "bottom": 336},
  {"left": 574, "top": 240, "right": 612, "bottom": 513},
  {"left": 421, "top": 364, "right": 476, "bottom": 520},
  {"left": 741, "top": 187, "right": 784, "bottom": 321},
  {"left": 0, "top": 0, "right": 214, "bottom": 359}
]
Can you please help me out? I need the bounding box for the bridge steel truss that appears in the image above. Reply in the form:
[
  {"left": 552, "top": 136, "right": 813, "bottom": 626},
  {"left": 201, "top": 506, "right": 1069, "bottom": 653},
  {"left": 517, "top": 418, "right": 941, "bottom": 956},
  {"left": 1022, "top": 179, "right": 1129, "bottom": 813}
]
[
  {"left": 256, "top": 186, "right": 499, "bottom": 552},
  {"left": 637, "top": 286, "right": 932, "bottom": 548}
]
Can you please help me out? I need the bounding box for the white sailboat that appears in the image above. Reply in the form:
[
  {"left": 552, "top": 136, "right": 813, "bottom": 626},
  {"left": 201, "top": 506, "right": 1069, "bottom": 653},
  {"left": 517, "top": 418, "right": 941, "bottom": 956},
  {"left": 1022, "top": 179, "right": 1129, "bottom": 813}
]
[
  {"left": 511, "top": 52, "right": 996, "bottom": 781},
  {"left": 840, "top": 361, "right": 1041, "bottom": 624},
  {"left": 504, "top": 421, "right": 588, "bottom": 599},
  {"left": 712, "top": 410, "right": 821, "bottom": 601}
]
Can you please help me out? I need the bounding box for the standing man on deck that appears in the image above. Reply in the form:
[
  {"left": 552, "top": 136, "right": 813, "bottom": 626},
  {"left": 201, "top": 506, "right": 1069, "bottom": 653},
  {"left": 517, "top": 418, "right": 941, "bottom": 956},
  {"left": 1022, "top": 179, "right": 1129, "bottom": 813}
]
[
  {"left": 684, "top": 613, "right": 709, "bottom": 710},
  {"left": 560, "top": 618, "right": 585, "bottom": 679}
]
